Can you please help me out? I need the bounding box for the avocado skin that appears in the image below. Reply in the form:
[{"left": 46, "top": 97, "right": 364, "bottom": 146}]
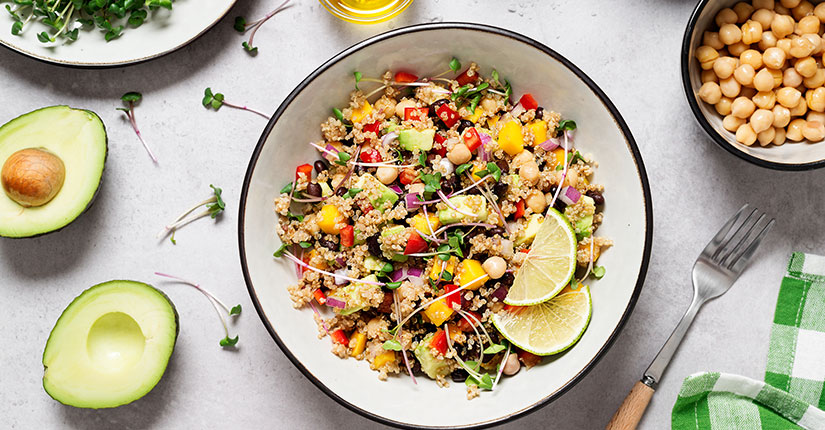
[
  {"left": 42, "top": 280, "right": 178, "bottom": 409},
  {"left": 0, "top": 106, "right": 108, "bottom": 239}
]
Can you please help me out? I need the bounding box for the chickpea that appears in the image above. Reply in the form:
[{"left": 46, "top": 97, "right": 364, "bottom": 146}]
[
  {"left": 724, "top": 114, "right": 747, "bottom": 131},
  {"left": 769, "top": 67, "right": 784, "bottom": 86},
  {"left": 815, "top": 2, "right": 825, "bottom": 21},
  {"left": 511, "top": 149, "right": 534, "bottom": 167},
  {"left": 563, "top": 167, "right": 579, "bottom": 187},
  {"left": 482, "top": 256, "right": 507, "bottom": 280},
  {"left": 797, "top": 15, "right": 820, "bottom": 33},
  {"left": 776, "top": 86, "right": 803, "bottom": 107},
  {"left": 716, "top": 8, "right": 739, "bottom": 27},
  {"left": 803, "top": 68, "right": 825, "bottom": 88},
  {"left": 716, "top": 96, "right": 734, "bottom": 115},
  {"left": 759, "top": 30, "right": 779, "bottom": 50},
  {"left": 787, "top": 118, "right": 807, "bottom": 140},
  {"left": 375, "top": 166, "right": 398, "bottom": 185},
  {"left": 792, "top": 1, "right": 814, "bottom": 21},
  {"left": 790, "top": 96, "right": 809, "bottom": 115},
  {"left": 713, "top": 56, "right": 737, "bottom": 79},
  {"left": 704, "top": 31, "right": 725, "bottom": 50},
  {"left": 795, "top": 56, "right": 818, "bottom": 77},
  {"left": 790, "top": 36, "right": 816, "bottom": 58},
  {"left": 447, "top": 143, "right": 471, "bottom": 165},
  {"left": 773, "top": 104, "right": 792, "bottom": 126},
  {"left": 754, "top": 68, "right": 776, "bottom": 91},
  {"left": 780, "top": 0, "right": 801, "bottom": 8},
  {"left": 696, "top": 46, "right": 720, "bottom": 70},
  {"left": 703, "top": 69, "right": 720, "bottom": 83},
  {"left": 783, "top": 67, "right": 804, "bottom": 87},
  {"left": 752, "top": 8, "right": 776, "bottom": 29},
  {"left": 503, "top": 353, "right": 520, "bottom": 376},
  {"left": 753, "top": 91, "right": 776, "bottom": 109},
  {"left": 519, "top": 161, "right": 540, "bottom": 185},
  {"left": 732, "top": 96, "right": 757, "bottom": 118},
  {"left": 802, "top": 33, "right": 822, "bottom": 55},
  {"left": 729, "top": 41, "right": 751, "bottom": 56},
  {"left": 803, "top": 120, "right": 825, "bottom": 141},
  {"left": 394, "top": 98, "right": 417, "bottom": 118},
  {"left": 806, "top": 87, "right": 825, "bottom": 111},
  {"left": 719, "top": 23, "right": 744, "bottom": 45},
  {"left": 757, "top": 126, "right": 777, "bottom": 146},
  {"left": 750, "top": 109, "right": 775, "bottom": 132},
  {"left": 772, "top": 14, "right": 795, "bottom": 38},
  {"left": 734, "top": 2, "right": 756, "bottom": 22},
  {"left": 776, "top": 38, "right": 792, "bottom": 55},
  {"left": 740, "top": 49, "right": 764, "bottom": 69},
  {"left": 762, "top": 46, "right": 787, "bottom": 68},
  {"left": 734, "top": 64, "right": 756, "bottom": 85},
  {"left": 807, "top": 111, "right": 825, "bottom": 123},
  {"left": 736, "top": 123, "right": 758, "bottom": 145},
  {"left": 742, "top": 20, "right": 764, "bottom": 44},
  {"left": 720, "top": 76, "right": 742, "bottom": 98},
  {"left": 525, "top": 190, "right": 546, "bottom": 214},
  {"left": 774, "top": 126, "right": 787, "bottom": 145},
  {"left": 775, "top": 5, "right": 791, "bottom": 15}
]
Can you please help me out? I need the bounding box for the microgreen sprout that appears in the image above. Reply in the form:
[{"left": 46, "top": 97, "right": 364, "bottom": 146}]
[
  {"left": 157, "top": 184, "right": 226, "bottom": 242},
  {"left": 154, "top": 272, "right": 241, "bottom": 348},
  {"left": 202, "top": 87, "right": 270, "bottom": 120},
  {"left": 116, "top": 91, "right": 157, "bottom": 163},
  {"left": 232, "top": 0, "right": 291, "bottom": 54}
]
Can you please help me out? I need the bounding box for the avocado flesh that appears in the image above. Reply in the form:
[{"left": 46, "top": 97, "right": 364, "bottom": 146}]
[
  {"left": 0, "top": 106, "right": 107, "bottom": 238},
  {"left": 398, "top": 129, "right": 435, "bottom": 151},
  {"left": 414, "top": 333, "right": 451, "bottom": 379},
  {"left": 43, "top": 280, "right": 178, "bottom": 409}
]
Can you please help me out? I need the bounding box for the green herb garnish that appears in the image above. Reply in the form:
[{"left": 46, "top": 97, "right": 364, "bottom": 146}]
[
  {"left": 273, "top": 243, "right": 287, "bottom": 257},
  {"left": 456, "top": 163, "right": 472, "bottom": 175},
  {"left": 557, "top": 119, "right": 577, "bottom": 132},
  {"left": 354, "top": 71, "right": 362, "bottom": 90},
  {"left": 298, "top": 241, "right": 312, "bottom": 249},
  {"left": 382, "top": 339, "right": 402, "bottom": 351},
  {"left": 593, "top": 266, "right": 606, "bottom": 279},
  {"left": 335, "top": 151, "right": 351, "bottom": 166},
  {"left": 449, "top": 57, "right": 461, "bottom": 72},
  {"left": 385, "top": 281, "right": 402, "bottom": 290}
]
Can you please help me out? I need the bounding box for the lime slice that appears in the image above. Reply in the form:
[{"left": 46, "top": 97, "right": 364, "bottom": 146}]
[
  {"left": 492, "top": 285, "right": 591, "bottom": 356},
  {"left": 504, "top": 208, "right": 577, "bottom": 306}
]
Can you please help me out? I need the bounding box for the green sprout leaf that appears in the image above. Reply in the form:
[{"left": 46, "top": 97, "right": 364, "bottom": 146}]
[
  {"left": 332, "top": 107, "right": 344, "bottom": 121},
  {"left": 485, "top": 162, "right": 502, "bottom": 182},
  {"left": 345, "top": 187, "right": 363, "bottom": 199},
  {"left": 382, "top": 339, "right": 402, "bottom": 351},
  {"left": 220, "top": 335, "right": 239, "bottom": 347},
  {"left": 230, "top": 304, "right": 242, "bottom": 316},
  {"left": 242, "top": 41, "right": 257, "bottom": 54},
  {"left": 449, "top": 57, "right": 461, "bottom": 72},
  {"left": 354, "top": 71, "right": 362, "bottom": 90},
  {"left": 483, "top": 343, "right": 506, "bottom": 354},
  {"left": 381, "top": 262, "right": 394, "bottom": 273},
  {"left": 557, "top": 119, "right": 577, "bottom": 132},
  {"left": 593, "top": 266, "right": 606, "bottom": 279},
  {"left": 233, "top": 16, "right": 247, "bottom": 32},
  {"left": 298, "top": 241, "right": 312, "bottom": 249},
  {"left": 456, "top": 163, "right": 472, "bottom": 175},
  {"left": 273, "top": 243, "right": 287, "bottom": 257},
  {"left": 385, "top": 281, "right": 402, "bottom": 290},
  {"left": 121, "top": 91, "right": 142, "bottom": 103},
  {"left": 280, "top": 182, "right": 294, "bottom": 194},
  {"left": 207, "top": 185, "right": 225, "bottom": 219},
  {"left": 335, "top": 151, "right": 351, "bottom": 166},
  {"left": 287, "top": 212, "right": 304, "bottom": 222}
]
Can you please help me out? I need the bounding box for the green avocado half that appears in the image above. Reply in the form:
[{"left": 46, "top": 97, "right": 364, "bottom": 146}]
[
  {"left": 0, "top": 106, "right": 107, "bottom": 238},
  {"left": 43, "top": 280, "right": 179, "bottom": 409}
]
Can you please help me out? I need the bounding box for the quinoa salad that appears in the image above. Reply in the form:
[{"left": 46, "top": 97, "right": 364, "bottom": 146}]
[{"left": 272, "top": 59, "right": 611, "bottom": 399}]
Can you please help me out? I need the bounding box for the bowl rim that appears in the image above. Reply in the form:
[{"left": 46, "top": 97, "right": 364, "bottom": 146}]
[
  {"left": 238, "top": 21, "right": 654, "bottom": 429},
  {"left": 681, "top": 0, "right": 825, "bottom": 171}
]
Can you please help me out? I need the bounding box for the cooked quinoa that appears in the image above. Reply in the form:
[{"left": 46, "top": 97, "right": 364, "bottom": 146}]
[{"left": 273, "top": 61, "right": 611, "bottom": 398}]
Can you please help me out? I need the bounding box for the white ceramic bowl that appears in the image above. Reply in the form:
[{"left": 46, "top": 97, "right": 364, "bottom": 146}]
[
  {"left": 683, "top": 0, "right": 825, "bottom": 170},
  {"left": 239, "top": 23, "right": 653, "bottom": 429}
]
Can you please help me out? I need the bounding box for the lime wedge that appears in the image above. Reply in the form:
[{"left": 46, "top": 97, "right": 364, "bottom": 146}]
[
  {"left": 492, "top": 285, "right": 591, "bottom": 356},
  {"left": 504, "top": 208, "right": 577, "bottom": 306}
]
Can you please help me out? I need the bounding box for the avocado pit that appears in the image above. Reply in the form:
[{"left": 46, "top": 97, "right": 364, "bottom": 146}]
[{"left": 1, "top": 148, "right": 65, "bottom": 207}]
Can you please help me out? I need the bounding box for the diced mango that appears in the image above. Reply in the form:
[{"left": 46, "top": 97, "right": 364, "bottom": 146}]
[
  {"left": 552, "top": 148, "right": 565, "bottom": 167},
  {"left": 430, "top": 256, "right": 458, "bottom": 280},
  {"left": 528, "top": 120, "right": 548, "bottom": 146},
  {"left": 463, "top": 106, "right": 484, "bottom": 123},
  {"left": 498, "top": 121, "right": 524, "bottom": 155},
  {"left": 306, "top": 249, "right": 329, "bottom": 271},
  {"left": 578, "top": 241, "right": 602, "bottom": 263},
  {"left": 424, "top": 299, "right": 455, "bottom": 326},
  {"left": 457, "top": 259, "right": 489, "bottom": 290},
  {"left": 373, "top": 350, "right": 396, "bottom": 368},
  {"left": 318, "top": 204, "right": 342, "bottom": 234},
  {"left": 351, "top": 101, "right": 373, "bottom": 123},
  {"left": 487, "top": 116, "right": 499, "bottom": 128},
  {"left": 446, "top": 323, "right": 463, "bottom": 343},
  {"left": 349, "top": 332, "right": 367, "bottom": 357},
  {"left": 410, "top": 213, "right": 441, "bottom": 236},
  {"left": 471, "top": 164, "right": 485, "bottom": 181}
]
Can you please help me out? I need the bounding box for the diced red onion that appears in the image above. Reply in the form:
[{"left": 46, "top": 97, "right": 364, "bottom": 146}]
[
  {"left": 381, "top": 131, "right": 398, "bottom": 146},
  {"left": 405, "top": 193, "right": 422, "bottom": 210},
  {"left": 479, "top": 132, "right": 493, "bottom": 147},
  {"left": 491, "top": 285, "right": 508, "bottom": 302},
  {"left": 390, "top": 268, "right": 406, "bottom": 282},
  {"left": 407, "top": 267, "right": 423, "bottom": 278},
  {"left": 559, "top": 186, "right": 581, "bottom": 206},
  {"left": 333, "top": 268, "right": 350, "bottom": 285},
  {"left": 510, "top": 102, "right": 524, "bottom": 118},
  {"left": 326, "top": 297, "right": 347, "bottom": 309},
  {"left": 479, "top": 148, "right": 488, "bottom": 162},
  {"left": 389, "top": 185, "right": 403, "bottom": 194},
  {"left": 335, "top": 257, "right": 347, "bottom": 267},
  {"left": 539, "top": 138, "right": 560, "bottom": 151}
]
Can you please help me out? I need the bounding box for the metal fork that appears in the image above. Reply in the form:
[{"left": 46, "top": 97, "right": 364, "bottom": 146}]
[{"left": 606, "top": 204, "right": 775, "bottom": 430}]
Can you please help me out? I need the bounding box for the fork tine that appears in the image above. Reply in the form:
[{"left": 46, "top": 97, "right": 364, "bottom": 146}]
[
  {"left": 701, "top": 204, "right": 750, "bottom": 258},
  {"left": 729, "top": 217, "right": 775, "bottom": 273},
  {"left": 711, "top": 206, "right": 758, "bottom": 261},
  {"left": 719, "top": 212, "right": 766, "bottom": 267}
]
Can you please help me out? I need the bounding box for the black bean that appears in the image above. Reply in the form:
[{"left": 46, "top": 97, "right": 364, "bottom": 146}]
[
  {"left": 495, "top": 159, "right": 509, "bottom": 174},
  {"left": 319, "top": 238, "right": 338, "bottom": 250},
  {"left": 407, "top": 359, "right": 422, "bottom": 376},
  {"left": 486, "top": 226, "right": 506, "bottom": 237},
  {"left": 451, "top": 369, "right": 468, "bottom": 382},
  {"left": 458, "top": 120, "right": 474, "bottom": 133},
  {"left": 335, "top": 186, "right": 348, "bottom": 197},
  {"left": 306, "top": 183, "right": 322, "bottom": 198},
  {"left": 314, "top": 160, "right": 328, "bottom": 174},
  {"left": 461, "top": 291, "right": 473, "bottom": 310},
  {"left": 367, "top": 234, "right": 382, "bottom": 257},
  {"left": 354, "top": 165, "right": 365, "bottom": 175},
  {"left": 586, "top": 190, "right": 605, "bottom": 206},
  {"left": 498, "top": 272, "right": 515, "bottom": 287},
  {"left": 535, "top": 107, "right": 544, "bottom": 119},
  {"left": 442, "top": 175, "right": 459, "bottom": 194},
  {"left": 553, "top": 199, "right": 567, "bottom": 212},
  {"left": 492, "top": 182, "right": 508, "bottom": 198},
  {"left": 487, "top": 330, "right": 501, "bottom": 346}
]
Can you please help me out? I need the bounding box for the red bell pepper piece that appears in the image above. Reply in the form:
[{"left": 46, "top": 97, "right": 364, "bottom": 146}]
[
  {"left": 394, "top": 71, "right": 418, "bottom": 83},
  {"left": 517, "top": 349, "right": 542, "bottom": 369},
  {"left": 313, "top": 289, "right": 327, "bottom": 305},
  {"left": 340, "top": 225, "right": 354, "bottom": 247},
  {"left": 295, "top": 163, "right": 313, "bottom": 181},
  {"left": 455, "top": 68, "right": 477, "bottom": 86},
  {"left": 457, "top": 310, "right": 482, "bottom": 332},
  {"left": 430, "top": 329, "right": 448, "bottom": 355},
  {"left": 444, "top": 284, "right": 461, "bottom": 308},
  {"left": 514, "top": 199, "right": 525, "bottom": 219},
  {"left": 519, "top": 93, "right": 538, "bottom": 110},
  {"left": 404, "top": 107, "right": 429, "bottom": 122},
  {"left": 462, "top": 127, "right": 482, "bottom": 151},
  {"left": 363, "top": 121, "right": 381, "bottom": 144},
  {"left": 331, "top": 329, "right": 349, "bottom": 346},
  {"left": 359, "top": 148, "right": 382, "bottom": 163},
  {"left": 436, "top": 104, "right": 459, "bottom": 128},
  {"left": 403, "top": 231, "right": 428, "bottom": 255},
  {"left": 433, "top": 132, "right": 447, "bottom": 157},
  {"left": 399, "top": 168, "right": 419, "bottom": 185}
]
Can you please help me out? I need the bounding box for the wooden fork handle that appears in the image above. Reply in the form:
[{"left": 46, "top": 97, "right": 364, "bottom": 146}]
[{"left": 605, "top": 380, "right": 655, "bottom": 430}]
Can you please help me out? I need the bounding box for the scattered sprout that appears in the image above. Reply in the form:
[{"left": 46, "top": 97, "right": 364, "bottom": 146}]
[
  {"left": 116, "top": 92, "right": 157, "bottom": 163},
  {"left": 233, "top": 0, "right": 291, "bottom": 54},
  {"left": 157, "top": 184, "right": 226, "bottom": 243},
  {"left": 202, "top": 87, "right": 270, "bottom": 119}
]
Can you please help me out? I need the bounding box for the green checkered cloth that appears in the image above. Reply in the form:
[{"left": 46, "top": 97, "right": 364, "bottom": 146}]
[{"left": 672, "top": 253, "right": 825, "bottom": 430}]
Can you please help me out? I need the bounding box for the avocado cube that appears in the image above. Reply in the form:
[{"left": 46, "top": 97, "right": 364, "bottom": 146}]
[{"left": 398, "top": 129, "right": 435, "bottom": 151}]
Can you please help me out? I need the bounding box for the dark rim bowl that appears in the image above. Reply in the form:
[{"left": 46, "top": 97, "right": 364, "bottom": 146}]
[
  {"left": 682, "top": 0, "right": 825, "bottom": 171},
  {"left": 239, "top": 22, "right": 653, "bottom": 429}
]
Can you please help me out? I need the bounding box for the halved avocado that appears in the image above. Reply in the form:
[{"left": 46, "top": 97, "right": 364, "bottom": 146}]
[
  {"left": 0, "top": 106, "right": 107, "bottom": 238},
  {"left": 43, "top": 280, "right": 178, "bottom": 409}
]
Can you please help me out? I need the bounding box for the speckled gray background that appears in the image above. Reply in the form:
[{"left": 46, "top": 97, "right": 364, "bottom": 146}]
[{"left": 2, "top": 0, "right": 822, "bottom": 428}]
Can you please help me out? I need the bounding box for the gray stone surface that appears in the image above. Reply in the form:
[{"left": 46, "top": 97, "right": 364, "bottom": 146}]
[{"left": 2, "top": 0, "right": 820, "bottom": 428}]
